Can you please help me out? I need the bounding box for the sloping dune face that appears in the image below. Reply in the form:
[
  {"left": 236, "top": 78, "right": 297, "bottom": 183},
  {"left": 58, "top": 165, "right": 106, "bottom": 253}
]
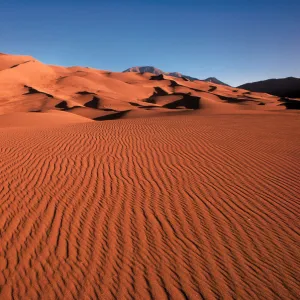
[
  {"left": 0, "top": 53, "right": 298, "bottom": 119},
  {"left": 0, "top": 53, "right": 300, "bottom": 299},
  {"left": 0, "top": 113, "right": 299, "bottom": 299}
]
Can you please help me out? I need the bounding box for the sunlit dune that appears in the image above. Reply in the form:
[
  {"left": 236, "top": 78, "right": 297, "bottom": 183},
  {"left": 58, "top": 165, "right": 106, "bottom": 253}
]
[{"left": 0, "top": 53, "right": 299, "bottom": 299}]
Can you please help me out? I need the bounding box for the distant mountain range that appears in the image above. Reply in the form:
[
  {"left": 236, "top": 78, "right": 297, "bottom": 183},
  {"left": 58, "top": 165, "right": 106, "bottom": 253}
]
[
  {"left": 123, "top": 66, "right": 229, "bottom": 86},
  {"left": 238, "top": 77, "right": 300, "bottom": 98}
]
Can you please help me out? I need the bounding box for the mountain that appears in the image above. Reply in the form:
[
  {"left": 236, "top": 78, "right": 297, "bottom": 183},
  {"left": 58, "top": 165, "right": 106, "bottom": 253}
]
[
  {"left": 123, "top": 66, "right": 229, "bottom": 86},
  {"left": 166, "top": 72, "right": 199, "bottom": 82},
  {"left": 238, "top": 77, "right": 300, "bottom": 98},
  {"left": 123, "top": 66, "right": 164, "bottom": 76},
  {"left": 204, "top": 77, "right": 229, "bottom": 86}
]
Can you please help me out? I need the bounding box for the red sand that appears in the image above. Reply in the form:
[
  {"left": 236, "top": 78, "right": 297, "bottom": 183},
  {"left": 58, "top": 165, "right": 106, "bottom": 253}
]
[{"left": 0, "top": 54, "right": 299, "bottom": 299}]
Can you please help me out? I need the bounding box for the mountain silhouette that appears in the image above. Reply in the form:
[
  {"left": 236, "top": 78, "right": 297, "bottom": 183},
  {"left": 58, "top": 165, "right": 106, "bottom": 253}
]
[
  {"left": 238, "top": 77, "right": 300, "bottom": 98},
  {"left": 123, "top": 66, "right": 229, "bottom": 86}
]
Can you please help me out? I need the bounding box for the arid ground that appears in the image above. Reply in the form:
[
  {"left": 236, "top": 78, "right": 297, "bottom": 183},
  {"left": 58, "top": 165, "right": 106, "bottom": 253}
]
[{"left": 0, "top": 53, "right": 299, "bottom": 299}]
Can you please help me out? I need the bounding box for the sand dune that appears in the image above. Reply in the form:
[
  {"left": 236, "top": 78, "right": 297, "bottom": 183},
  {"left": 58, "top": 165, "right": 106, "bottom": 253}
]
[
  {"left": 0, "top": 111, "right": 92, "bottom": 128},
  {"left": 0, "top": 53, "right": 299, "bottom": 299},
  {"left": 1, "top": 53, "right": 297, "bottom": 119}
]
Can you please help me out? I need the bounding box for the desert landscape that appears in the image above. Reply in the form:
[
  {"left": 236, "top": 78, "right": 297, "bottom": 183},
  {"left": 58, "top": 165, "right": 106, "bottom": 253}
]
[{"left": 0, "top": 53, "right": 299, "bottom": 299}]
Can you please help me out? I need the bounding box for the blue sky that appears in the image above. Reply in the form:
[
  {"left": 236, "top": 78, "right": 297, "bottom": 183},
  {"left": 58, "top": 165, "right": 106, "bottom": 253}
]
[{"left": 1, "top": 0, "right": 299, "bottom": 86}]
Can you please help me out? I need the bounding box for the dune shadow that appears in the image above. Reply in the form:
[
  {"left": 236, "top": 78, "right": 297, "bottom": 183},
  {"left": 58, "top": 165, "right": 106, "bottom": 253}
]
[
  {"left": 144, "top": 87, "right": 169, "bottom": 104},
  {"left": 138, "top": 105, "right": 159, "bottom": 110},
  {"left": 217, "top": 94, "right": 249, "bottom": 103},
  {"left": 153, "top": 87, "right": 169, "bottom": 96},
  {"left": 94, "top": 110, "right": 131, "bottom": 121},
  {"left": 55, "top": 101, "right": 69, "bottom": 110},
  {"left": 84, "top": 96, "right": 101, "bottom": 109},
  {"left": 208, "top": 86, "right": 217, "bottom": 92},
  {"left": 279, "top": 98, "right": 300, "bottom": 109},
  {"left": 188, "top": 87, "right": 206, "bottom": 93},
  {"left": 23, "top": 85, "right": 53, "bottom": 98},
  {"left": 163, "top": 94, "right": 201, "bottom": 109},
  {"left": 129, "top": 102, "right": 141, "bottom": 107},
  {"left": 99, "top": 108, "right": 117, "bottom": 112},
  {"left": 143, "top": 86, "right": 170, "bottom": 104},
  {"left": 170, "top": 80, "right": 180, "bottom": 87},
  {"left": 150, "top": 74, "right": 165, "bottom": 80},
  {"left": 76, "top": 91, "right": 96, "bottom": 96},
  {"left": 144, "top": 92, "right": 201, "bottom": 109},
  {"left": 55, "top": 101, "right": 82, "bottom": 111},
  {"left": 10, "top": 60, "right": 31, "bottom": 69}
]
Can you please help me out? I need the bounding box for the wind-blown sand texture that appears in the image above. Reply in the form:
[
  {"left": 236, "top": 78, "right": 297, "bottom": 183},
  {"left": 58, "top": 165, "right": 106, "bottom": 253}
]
[{"left": 0, "top": 53, "right": 299, "bottom": 299}]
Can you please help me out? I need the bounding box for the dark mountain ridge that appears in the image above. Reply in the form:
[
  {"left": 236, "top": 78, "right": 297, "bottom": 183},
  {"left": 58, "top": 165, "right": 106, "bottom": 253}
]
[{"left": 238, "top": 77, "right": 300, "bottom": 98}]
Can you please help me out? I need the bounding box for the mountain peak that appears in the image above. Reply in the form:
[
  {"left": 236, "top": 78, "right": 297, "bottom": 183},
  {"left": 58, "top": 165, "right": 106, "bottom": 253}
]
[
  {"left": 123, "top": 66, "right": 229, "bottom": 86},
  {"left": 123, "top": 66, "right": 164, "bottom": 76},
  {"left": 204, "top": 77, "right": 229, "bottom": 86}
]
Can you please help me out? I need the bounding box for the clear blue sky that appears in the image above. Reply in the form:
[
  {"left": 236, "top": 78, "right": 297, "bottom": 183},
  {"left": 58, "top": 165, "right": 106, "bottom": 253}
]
[{"left": 1, "top": 0, "right": 299, "bottom": 86}]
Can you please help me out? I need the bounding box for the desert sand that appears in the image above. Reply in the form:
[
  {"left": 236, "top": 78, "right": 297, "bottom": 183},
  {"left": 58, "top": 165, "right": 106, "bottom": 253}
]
[{"left": 0, "top": 53, "right": 299, "bottom": 299}]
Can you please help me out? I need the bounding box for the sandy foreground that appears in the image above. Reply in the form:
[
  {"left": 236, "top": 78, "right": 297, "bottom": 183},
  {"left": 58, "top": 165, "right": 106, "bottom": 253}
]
[
  {"left": 0, "top": 112, "right": 299, "bottom": 299},
  {"left": 0, "top": 53, "right": 299, "bottom": 299}
]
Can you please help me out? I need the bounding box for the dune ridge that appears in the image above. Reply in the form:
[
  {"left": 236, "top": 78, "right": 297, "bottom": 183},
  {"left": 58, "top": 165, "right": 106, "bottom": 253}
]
[{"left": 1, "top": 53, "right": 299, "bottom": 121}]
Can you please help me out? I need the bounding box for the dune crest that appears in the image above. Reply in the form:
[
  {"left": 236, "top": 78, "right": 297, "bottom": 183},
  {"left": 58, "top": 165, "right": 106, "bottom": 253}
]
[{"left": 1, "top": 53, "right": 299, "bottom": 121}]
